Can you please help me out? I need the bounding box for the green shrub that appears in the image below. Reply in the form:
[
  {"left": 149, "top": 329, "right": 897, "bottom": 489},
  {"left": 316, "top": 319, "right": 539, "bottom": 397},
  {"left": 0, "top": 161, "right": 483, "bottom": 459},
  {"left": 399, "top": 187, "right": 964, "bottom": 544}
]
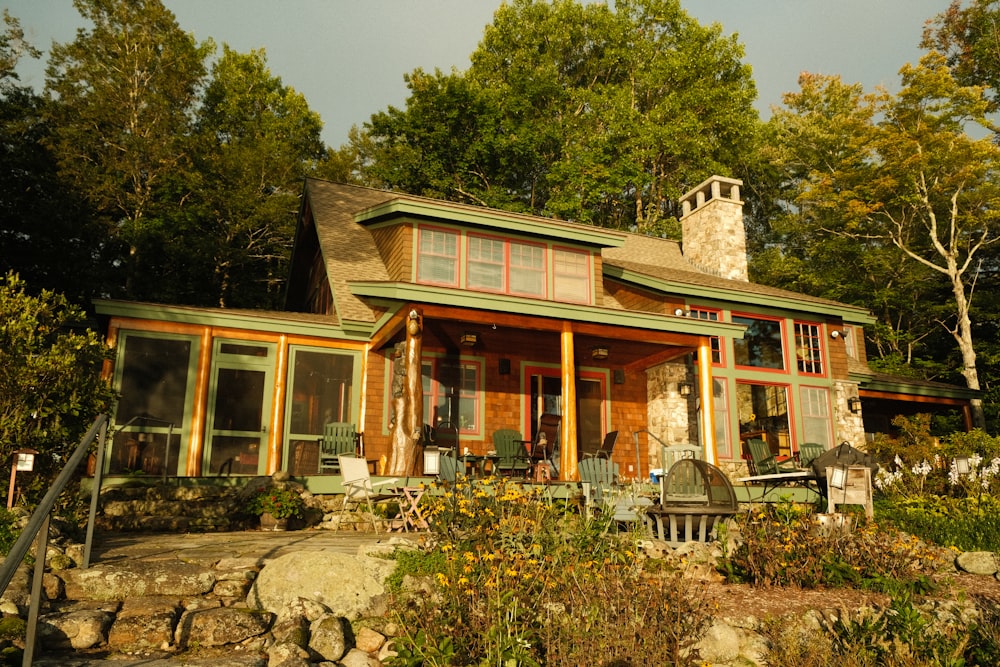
[{"left": 876, "top": 495, "right": 1000, "bottom": 552}]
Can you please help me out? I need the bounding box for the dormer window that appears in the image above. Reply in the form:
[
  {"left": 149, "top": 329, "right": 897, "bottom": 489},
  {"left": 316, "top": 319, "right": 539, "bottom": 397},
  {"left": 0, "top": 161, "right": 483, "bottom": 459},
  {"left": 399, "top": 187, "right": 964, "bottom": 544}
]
[
  {"left": 553, "top": 248, "right": 591, "bottom": 303},
  {"left": 417, "top": 227, "right": 459, "bottom": 286}
]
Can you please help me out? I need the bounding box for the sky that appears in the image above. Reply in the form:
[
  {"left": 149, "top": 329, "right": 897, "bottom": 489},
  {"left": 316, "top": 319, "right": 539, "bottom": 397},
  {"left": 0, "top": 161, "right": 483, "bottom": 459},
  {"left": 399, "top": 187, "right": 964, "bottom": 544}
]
[{"left": 8, "top": 0, "right": 951, "bottom": 149}]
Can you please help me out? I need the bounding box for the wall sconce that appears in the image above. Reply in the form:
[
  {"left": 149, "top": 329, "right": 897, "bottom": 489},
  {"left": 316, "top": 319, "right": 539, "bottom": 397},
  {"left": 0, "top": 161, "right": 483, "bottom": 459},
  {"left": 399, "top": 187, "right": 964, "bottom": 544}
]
[
  {"left": 955, "top": 456, "right": 971, "bottom": 476},
  {"left": 460, "top": 332, "right": 478, "bottom": 347},
  {"left": 830, "top": 329, "right": 849, "bottom": 339},
  {"left": 678, "top": 382, "right": 693, "bottom": 397},
  {"left": 847, "top": 396, "right": 862, "bottom": 414},
  {"left": 591, "top": 346, "right": 609, "bottom": 360},
  {"left": 829, "top": 464, "right": 848, "bottom": 490},
  {"left": 673, "top": 307, "right": 689, "bottom": 317}
]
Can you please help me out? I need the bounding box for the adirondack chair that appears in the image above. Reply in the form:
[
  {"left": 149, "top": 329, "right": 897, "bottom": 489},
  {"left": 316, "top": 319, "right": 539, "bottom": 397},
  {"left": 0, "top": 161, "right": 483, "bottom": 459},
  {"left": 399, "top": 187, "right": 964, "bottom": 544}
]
[
  {"left": 578, "top": 456, "right": 619, "bottom": 508},
  {"left": 798, "top": 442, "right": 825, "bottom": 468},
  {"left": 319, "top": 422, "right": 357, "bottom": 473},
  {"left": 661, "top": 443, "right": 701, "bottom": 471},
  {"left": 492, "top": 429, "right": 530, "bottom": 477},
  {"left": 746, "top": 438, "right": 797, "bottom": 476},
  {"left": 437, "top": 448, "right": 460, "bottom": 484}
]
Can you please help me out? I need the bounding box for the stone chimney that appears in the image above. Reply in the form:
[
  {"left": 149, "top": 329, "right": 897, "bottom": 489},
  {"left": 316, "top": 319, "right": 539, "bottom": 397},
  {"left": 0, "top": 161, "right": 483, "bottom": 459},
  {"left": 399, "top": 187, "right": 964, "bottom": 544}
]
[{"left": 679, "top": 175, "right": 748, "bottom": 282}]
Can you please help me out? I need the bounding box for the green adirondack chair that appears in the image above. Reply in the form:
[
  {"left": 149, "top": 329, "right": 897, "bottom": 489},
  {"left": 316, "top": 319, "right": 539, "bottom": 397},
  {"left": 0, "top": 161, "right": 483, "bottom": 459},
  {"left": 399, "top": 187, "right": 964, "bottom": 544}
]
[
  {"left": 492, "top": 429, "right": 530, "bottom": 477},
  {"left": 746, "top": 438, "right": 797, "bottom": 476},
  {"left": 319, "top": 422, "right": 357, "bottom": 473}
]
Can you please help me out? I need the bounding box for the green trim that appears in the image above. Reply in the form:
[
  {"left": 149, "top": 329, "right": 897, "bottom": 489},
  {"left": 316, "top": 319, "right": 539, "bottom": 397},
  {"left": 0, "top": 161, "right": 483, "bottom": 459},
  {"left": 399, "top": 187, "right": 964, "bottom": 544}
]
[
  {"left": 851, "top": 373, "right": 979, "bottom": 400},
  {"left": 355, "top": 200, "right": 627, "bottom": 248},
  {"left": 349, "top": 282, "right": 745, "bottom": 338},
  {"left": 95, "top": 299, "right": 369, "bottom": 341},
  {"left": 604, "top": 266, "right": 875, "bottom": 324}
]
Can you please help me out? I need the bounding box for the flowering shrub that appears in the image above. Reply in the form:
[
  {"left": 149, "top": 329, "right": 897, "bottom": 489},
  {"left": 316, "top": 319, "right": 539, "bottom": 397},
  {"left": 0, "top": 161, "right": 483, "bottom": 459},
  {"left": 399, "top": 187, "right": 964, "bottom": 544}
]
[
  {"left": 388, "top": 475, "right": 709, "bottom": 666},
  {"left": 246, "top": 485, "right": 304, "bottom": 520}
]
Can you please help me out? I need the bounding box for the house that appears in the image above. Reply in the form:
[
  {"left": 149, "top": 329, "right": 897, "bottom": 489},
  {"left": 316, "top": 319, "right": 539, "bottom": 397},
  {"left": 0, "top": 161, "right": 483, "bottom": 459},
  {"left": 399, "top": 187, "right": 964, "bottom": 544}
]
[{"left": 94, "top": 176, "right": 976, "bottom": 488}]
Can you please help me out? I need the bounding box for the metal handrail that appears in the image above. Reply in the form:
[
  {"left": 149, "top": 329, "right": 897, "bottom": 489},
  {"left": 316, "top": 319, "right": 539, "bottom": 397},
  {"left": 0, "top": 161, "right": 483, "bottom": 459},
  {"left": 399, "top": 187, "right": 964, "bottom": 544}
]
[{"left": 0, "top": 414, "right": 108, "bottom": 665}]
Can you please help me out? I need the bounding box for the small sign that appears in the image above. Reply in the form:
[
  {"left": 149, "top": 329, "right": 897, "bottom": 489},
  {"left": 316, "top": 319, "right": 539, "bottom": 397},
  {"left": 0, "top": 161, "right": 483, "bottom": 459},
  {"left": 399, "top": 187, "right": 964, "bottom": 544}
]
[{"left": 15, "top": 452, "right": 35, "bottom": 472}]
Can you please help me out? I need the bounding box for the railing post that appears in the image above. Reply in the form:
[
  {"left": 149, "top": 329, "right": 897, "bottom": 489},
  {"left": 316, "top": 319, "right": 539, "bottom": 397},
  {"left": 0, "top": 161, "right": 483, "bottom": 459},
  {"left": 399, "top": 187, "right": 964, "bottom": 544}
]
[
  {"left": 82, "top": 418, "right": 109, "bottom": 569},
  {"left": 22, "top": 515, "right": 49, "bottom": 666}
]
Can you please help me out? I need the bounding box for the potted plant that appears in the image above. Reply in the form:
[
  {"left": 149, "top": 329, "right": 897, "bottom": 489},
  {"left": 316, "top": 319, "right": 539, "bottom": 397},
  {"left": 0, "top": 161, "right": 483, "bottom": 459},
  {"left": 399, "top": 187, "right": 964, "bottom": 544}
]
[{"left": 248, "top": 485, "right": 305, "bottom": 531}]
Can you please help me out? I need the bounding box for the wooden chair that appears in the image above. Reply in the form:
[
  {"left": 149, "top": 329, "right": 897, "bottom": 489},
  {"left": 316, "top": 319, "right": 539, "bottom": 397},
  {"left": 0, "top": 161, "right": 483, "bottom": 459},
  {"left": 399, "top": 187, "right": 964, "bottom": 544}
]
[
  {"left": 661, "top": 443, "right": 700, "bottom": 470},
  {"left": 337, "top": 454, "right": 400, "bottom": 534},
  {"left": 584, "top": 431, "right": 620, "bottom": 459},
  {"left": 798, "top": 442, "right": 825, "bottom": 468},
  {"left": 520, "top": 413, "right": 561, "bottom": 468},
  {"left": 492, "top": 429, "right": 530, "bottom": 477},
  {"left": 746, "top": 438, "right": 797, "bottom": 476},
  {"left": 437, "top": 448, "right": 460, "bottom": 484},
  {"left": 578, "top": 456, "right": 619, "bottom": 507},
  {"left": 319, "top": 423, "right": 357, "bottom": 473}
]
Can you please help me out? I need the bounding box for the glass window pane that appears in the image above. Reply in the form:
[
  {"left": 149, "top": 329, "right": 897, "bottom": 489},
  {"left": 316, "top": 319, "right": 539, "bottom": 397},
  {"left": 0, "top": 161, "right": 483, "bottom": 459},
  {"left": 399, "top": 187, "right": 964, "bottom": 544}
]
[
  {"left": 553, "top": 249, "right": 590, "bottom": 303},
  {"left": 713, "top": 379, "right": 731, "bottom": 459},
  {"left": 116, "top": 335, "right": 193, "bottom": 426},
  {"left": 215, "top": 368, "right": 265, "bottom": 432},
  {"left": 468, "top": 236, "right": 505, "bottom": 290},
  {"left": 737, "top": 383, "right": 791, "bottom": 458},
  {"left": 800, "top": 386, "right": 832, "bottom": 447},
  {"left": 417, "top": 228, "right": 458, "bottom": 285},
  {"left": 288, "top": 350, "right": 355, "bottom": 435},
  {"left": 794, "top": 322, "right": 823, "bottom": 374},
  {"left": 510, "top": 242, "right": 546, "bottom": 296},
  {"left": 733, "top": 316, "right": 784, "bottom": 369}
]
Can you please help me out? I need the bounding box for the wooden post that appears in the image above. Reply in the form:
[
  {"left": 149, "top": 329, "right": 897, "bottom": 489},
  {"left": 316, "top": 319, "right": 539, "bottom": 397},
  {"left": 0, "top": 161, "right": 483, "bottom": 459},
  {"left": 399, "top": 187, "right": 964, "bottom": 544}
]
[
  {"left": 697, "top": 339, "right": 717, "bottom": 465},
  {"left": 560, "top": 324, "right": 578, "bottom": 482},
  {"left": 389, "top": 310, "right": 423, "bottom": 476}
]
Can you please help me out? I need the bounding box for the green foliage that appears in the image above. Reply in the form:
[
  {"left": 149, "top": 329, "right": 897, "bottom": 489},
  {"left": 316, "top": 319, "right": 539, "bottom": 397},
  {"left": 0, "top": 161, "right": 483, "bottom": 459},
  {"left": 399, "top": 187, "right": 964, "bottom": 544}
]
[
  {"left": 876, "top": 495, "right": 1000, "bottom": 553},
  {"left": 245, "top": 485, "right": 305, "bottom": 520},
  {"left": 387, "top": 476, "right": 709, "bottom": 666},
  {"left": 0, "top": 273, "right": 115, "bottom": 504},
  {"left": 359, "top": 0, "right": 760, "bottom": 232},
  {"left": 0, "top": 509, "right": 20, "bottom": 557}
]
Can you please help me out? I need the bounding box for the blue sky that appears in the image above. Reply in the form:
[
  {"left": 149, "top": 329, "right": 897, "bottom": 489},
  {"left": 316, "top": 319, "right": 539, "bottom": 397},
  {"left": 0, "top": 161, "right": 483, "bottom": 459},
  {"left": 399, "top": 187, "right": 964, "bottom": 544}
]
[{"left": 9, "top": 0, "right": 949, "bottom": 148}]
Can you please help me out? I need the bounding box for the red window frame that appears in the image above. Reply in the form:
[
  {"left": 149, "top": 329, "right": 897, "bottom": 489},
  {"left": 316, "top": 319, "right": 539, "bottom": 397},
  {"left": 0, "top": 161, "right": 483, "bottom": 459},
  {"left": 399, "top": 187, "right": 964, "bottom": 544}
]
[
  {"left": 793, "top": 321, "right": 825, "bottom": 376},
  {"left": 416, "top": 226, "right": 459, "bottom": 287},
  {"left": 689, "top": 306, "right": 724, "bottom": 365},
  {"left": 552, "top": 246, "right": 592, "bottom": 304}
]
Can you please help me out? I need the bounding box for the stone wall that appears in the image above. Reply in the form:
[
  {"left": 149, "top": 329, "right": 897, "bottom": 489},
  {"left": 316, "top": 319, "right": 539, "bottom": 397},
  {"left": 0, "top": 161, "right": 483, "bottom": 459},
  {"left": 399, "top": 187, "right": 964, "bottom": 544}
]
[{"left": 646, "top": 361, "right": 697, "bottom": 468}]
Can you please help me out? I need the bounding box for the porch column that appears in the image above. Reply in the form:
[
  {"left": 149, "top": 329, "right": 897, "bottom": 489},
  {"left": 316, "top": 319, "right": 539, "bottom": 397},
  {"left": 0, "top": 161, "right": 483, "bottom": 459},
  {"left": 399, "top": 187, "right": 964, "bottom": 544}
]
[
  {"left": 265, "top": 334, "right": 288, "bottom": 474},
  {"left": 187, "top": 327, "right": 213, "bottom": 476},
  {"left": 560, "top": 324, "right": 579, "bottom": 481},
  {"left": 697, "top": 339, "right": 717, "bottom": 465}
]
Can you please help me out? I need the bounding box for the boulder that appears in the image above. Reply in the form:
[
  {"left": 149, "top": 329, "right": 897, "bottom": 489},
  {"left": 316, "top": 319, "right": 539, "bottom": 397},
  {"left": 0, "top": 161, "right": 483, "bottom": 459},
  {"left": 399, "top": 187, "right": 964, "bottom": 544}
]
[
  {"left": 247, "top": 552, "right": 395, "bottom": 620},
  {"left": 107, "top": 596, "right": 181, "bottom": 651},
  {"left": 175, "top": 607, "right": 274, "bottom": 648},
  {"left": 38, "top": 608, "right": 112, "bottom": 649},
  {"left": 340, "top": 647, "right": 382, "bottom": 667},
  {"left": 956, "top": 551, "right": 998, "bottom": 576},
  {"left": 308, "top": 613, "right": 351, "bottom": 662},
  {"left": 62, "top": 560, "right": 216, "bottom": 600}
]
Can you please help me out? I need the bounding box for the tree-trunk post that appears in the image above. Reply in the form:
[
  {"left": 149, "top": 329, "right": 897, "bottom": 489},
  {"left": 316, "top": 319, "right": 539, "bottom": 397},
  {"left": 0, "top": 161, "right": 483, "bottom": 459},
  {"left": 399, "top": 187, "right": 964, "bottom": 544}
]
[{"left": 389, "top": 310, "right": 423, "bottom": 476}]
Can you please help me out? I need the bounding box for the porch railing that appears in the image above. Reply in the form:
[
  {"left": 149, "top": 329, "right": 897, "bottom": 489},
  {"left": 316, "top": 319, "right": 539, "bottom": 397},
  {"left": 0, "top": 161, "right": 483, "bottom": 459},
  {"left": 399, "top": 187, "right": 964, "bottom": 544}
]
[{"left": 0, "top": 414, "right": 109, "bottom": 665}]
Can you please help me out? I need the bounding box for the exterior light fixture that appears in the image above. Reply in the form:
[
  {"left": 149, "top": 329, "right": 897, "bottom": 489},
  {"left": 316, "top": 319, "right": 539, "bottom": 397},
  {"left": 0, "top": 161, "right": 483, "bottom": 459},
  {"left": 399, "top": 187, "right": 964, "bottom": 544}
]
[
  {"left": 673, "top": 307, "right": 688, "bottom": 317},
  {"left": 830, "top": 329, "right": 849, "bottom": 339},
  {"left": 847, "top": 396, "right": 862, "bottom": 414},
  {"left": 678, "top": 382, "right": 693, "bottom": 397},
  {"left": 591, "top": 346, "right": 609, "bottom": 360},
  {"left": 955, "top": 456, "right": 971, "bottom": 476},
  {"left": 829, "top": 464, "right": 848, "bottom": 490},
  {"left": 460, "top": 332, "right": 478, "bottom": 347}
]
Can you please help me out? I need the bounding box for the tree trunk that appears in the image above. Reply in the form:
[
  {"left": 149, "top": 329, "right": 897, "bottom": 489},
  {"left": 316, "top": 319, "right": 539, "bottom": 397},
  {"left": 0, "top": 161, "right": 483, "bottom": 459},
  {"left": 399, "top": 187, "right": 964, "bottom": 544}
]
[
  {"left": 388, "top": 311, "right": 423, "bottom": 475},
  {"left": 949, "top": 273, "right": 986, "bottom": 429}
]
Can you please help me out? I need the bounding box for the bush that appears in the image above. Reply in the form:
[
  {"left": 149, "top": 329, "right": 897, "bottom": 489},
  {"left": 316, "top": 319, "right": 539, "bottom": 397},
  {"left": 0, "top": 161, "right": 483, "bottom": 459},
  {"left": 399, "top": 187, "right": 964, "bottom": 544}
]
[{"left": 388, "top": 476, "right": 709, "bottom": 666}]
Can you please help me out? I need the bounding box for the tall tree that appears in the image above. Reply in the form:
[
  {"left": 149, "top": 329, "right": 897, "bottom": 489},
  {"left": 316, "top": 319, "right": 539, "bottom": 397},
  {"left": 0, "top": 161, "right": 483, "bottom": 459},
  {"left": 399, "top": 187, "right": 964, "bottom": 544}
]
[
  {"left": 192, "top": 46, "right": 326, "bottom": 308},
  {"left": 765, "top": 56, "right": 1000, "bottom": 428},
  {"left": 357, "top": 0, "right": 759, "bottom": 234},
  {"left": 43, "top": 0, "right": 212, "bottom": 299}
]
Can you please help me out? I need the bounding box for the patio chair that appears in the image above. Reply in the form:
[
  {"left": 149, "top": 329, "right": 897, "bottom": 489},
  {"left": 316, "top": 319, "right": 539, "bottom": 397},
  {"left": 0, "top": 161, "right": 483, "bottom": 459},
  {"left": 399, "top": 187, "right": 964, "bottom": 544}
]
[
  {"left": 338, "top": 454, "right": 401, "bottom": 534},
  {"left": 319, "top": 422, "right": 358, "bottom": 473},
  {"left": 492, "top": 429, "right": 530, "bottom": 477},
  {"left": 437, "top": 448, "right": 459, "bottom": 484},
  {"left": 746, "top": 438, "right": 797, "bottom": 476},
  {"left": 798, "top": 442, "right": 825, "bottom": 468},
  {"left": 583, "top": 430, "right": 620, "bottom": 459},
  {"left": 578, "top": 456, "right": 619, "bottom": 508},
  {"left": 661, "top": 443, "right": 700, "bottom": 470},
  {"left": 520, "top": 413, "right": 561, "bottom": 468}
]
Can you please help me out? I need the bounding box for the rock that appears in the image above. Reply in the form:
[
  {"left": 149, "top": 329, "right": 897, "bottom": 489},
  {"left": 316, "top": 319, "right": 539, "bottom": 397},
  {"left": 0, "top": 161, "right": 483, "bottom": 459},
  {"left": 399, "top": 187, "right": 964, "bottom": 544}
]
[
  {"left": 276, "top": 597, "right": 330, "bottom": 624},
  {"left": 308, "top": 614, "right": 351, "bottom": 662},
  {"left": 47, "top": 553, "right": 75, "bottom": 571},
  {"left": 214, "top": 578, "right": 252, "bottom": 598},
  {"left": 340, "top": 647, "right": 382, "bottom": 667},
  {"left": 0, "top": 564, "right": 30, "bottom": 608},
  {"left": 271, "top": 615, "right": 309, "bottom": 647},
  {"left": 42, "top": 573, "right": 64, "bottom": 601},
  {"left": 175, "top": 607, "right": 274, "bottom": 648},
  {"left": 354, "top": 626, "right": 385, "bottom": 653},
  {"left": 956, "top": 551, "right": 998, "bottom": 576},
  {"left": 38, "top": 609, "right": 112, "bottom": 649},
  {"left": 268, "top": 640, "right": 311, "bottom": 666},
  {"left": 62, "top": 560, "right": 216, "bottom": 600},
  {"left": 107, "top": 596, "right": 181, "bottom": 651},
  {"left": 247, "top": 552, "right": 395, "bottom": 620}
]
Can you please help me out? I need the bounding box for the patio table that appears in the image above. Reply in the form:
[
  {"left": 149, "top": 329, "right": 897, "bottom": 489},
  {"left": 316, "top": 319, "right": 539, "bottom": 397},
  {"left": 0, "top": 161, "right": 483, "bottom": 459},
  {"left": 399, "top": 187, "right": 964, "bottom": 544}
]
[
  {"left": 734, "top": 470, "right": 824, "bottom": 502},
  {"left": 394, "top": 486, "right": 428, "bottom": 531}
]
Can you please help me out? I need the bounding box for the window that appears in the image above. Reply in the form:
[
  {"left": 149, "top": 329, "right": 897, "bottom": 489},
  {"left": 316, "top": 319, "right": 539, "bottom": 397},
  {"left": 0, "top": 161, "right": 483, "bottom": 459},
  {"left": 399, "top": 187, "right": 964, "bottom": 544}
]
[
  {"left": 713, "top": 379, "right": 732, "bottom": 459},
  {"left": 737, "top": 382, "right": 791, "bottom": 458},
  {"left": 509, "top": 241, "right": 546, "bottom": 297},
  {"left": 844, "top": 325, "right": 859, "bottom": 360},
  {"left": 553, "top": 248, "right": 591, "bottom": 303},
  {"left": 794, "top": 322, "right": 824, "bottom": 375},
  {"left": 799, "top": 386, "right": 833, "bottom": 448},
  {"left": 423, "top": 358, "right": 482, "bottom": 434},
  {"left": 417, "top": 228, "right": 458, "bottom": 286},
  {"left": 467, "top": 235, "right": 505, "bottom": 291},
  {"left": 690, "top": 307, "right": 723, "bottom": 364},
  {"left": 733, "top": 315, "right": 785, "bottom": 370}
]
